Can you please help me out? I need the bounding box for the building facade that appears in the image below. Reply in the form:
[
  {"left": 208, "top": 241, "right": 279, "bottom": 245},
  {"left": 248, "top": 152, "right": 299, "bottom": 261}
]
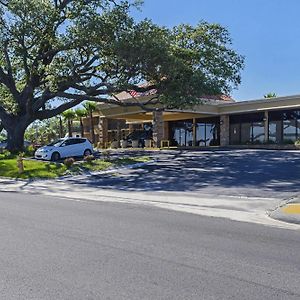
[{"left": 82, "top": 93, "right": 300, "bottom": 149}]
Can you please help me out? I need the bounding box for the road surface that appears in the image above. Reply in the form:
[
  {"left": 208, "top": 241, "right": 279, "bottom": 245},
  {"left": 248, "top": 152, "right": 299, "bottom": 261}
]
[{"left": 0, "top": 191, "right": 300, "bottom": 299}]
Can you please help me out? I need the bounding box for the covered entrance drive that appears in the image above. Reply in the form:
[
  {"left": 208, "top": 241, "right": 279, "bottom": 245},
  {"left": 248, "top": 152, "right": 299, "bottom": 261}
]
[{"left": 88, "top": 102, "right": 220, "bottom": 148}]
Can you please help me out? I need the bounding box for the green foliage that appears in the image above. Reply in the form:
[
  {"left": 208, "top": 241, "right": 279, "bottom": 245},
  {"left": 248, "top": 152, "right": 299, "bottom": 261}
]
[
  {"left": 264, "top": 92, "right": 277, "bottom": 99},
  {"left": 0, "top": 157, "right": 67, "bottom": 179},
  {"left": 295, "top": 139, "right": 300, "bottom": 146},
  {"left": 75, "top": 108, "right": 87, "bottom": 119},
  {"left": 25, "top": 118, "right": 66, "bottom": 144},
  {"left": 0, "top": 0, "right": 244, "bottom": 151},
  {"left": 24, "top": 145, "right": 36, "bottom": 157},
  {"left": 0, "top": 150, "right": 13, "bottom": 159},
  {"left": 83, "top": 102, "right": 97, "bottom": 113},
  {"left": 62, "top": 110, "right": 76, "bottom": 120}
]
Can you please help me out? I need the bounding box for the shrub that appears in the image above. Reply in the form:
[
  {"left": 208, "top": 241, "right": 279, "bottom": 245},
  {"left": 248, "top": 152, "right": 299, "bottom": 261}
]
[
  {"left": 83, "top": 155, "right": 95, "bottom": 163},
  {"left": 102, "top": 150, "right": 111, "bottom": 161},
  {"left": 0, "top": 150, "right": 13, "bottom": 159},
  {"left": 24, "top": 145, "right": 35, "bottom": 157},
  {"left": 64, "top": 157, "right": 75, "bottom": 168},
  {"left": 283, "top": 139, "right": 294, "bottom": 145},
  {"left": 295, "top": 139, "right": 300, "bottom": 146}
]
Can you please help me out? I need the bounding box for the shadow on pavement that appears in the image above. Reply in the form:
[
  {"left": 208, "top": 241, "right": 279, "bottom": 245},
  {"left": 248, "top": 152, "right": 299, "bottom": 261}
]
[{"left": 62, "top": 149, "right": 300, "bottom": 198}]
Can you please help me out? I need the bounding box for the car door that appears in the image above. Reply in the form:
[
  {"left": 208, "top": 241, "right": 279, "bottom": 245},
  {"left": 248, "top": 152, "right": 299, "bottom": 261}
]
[
  {"left": 73, "top": 139, "right": 85, "bottom": 156},
  {"left": 59, "top": 139, "right": 77, "bottom": 158}
]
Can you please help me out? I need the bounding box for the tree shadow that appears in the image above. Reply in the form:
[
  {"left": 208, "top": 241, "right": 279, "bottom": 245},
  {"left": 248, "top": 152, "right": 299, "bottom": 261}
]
[{"left": 63, "top": 150, "right": 300, "bottom": 198}]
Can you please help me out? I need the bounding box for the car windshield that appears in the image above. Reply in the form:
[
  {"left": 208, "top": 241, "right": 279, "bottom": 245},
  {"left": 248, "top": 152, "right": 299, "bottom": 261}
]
[{"left": 47, "top": 139, "right": 64, "bottom": 147}]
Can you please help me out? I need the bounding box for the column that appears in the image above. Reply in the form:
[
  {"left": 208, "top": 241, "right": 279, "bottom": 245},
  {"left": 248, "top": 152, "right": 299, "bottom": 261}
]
[
  {"left": 152, "top": 110, "right": 164, "bottom": 148},
  {"left": 220, "top": 115, "right": 230, "bottom": 146},
  {"left": 98, "top": 117, "right": 108, "bottom": 148},
  {"left": 192, "top": 118, "right": 197, "bottom": 147},
  {"left": 128, "top": 123, "right": 134, "bottom": 134},
  {"left": 264, "top": 111, "right": 269, "bottom": 143}
]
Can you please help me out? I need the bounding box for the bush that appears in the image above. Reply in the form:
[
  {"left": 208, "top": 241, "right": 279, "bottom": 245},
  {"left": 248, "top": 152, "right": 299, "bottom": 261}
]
[
  {"left": 283, "top": 139, "right": 294, "bottom": 145},
  {"left": 102, "top": 150, "right": 111, "bottom": 161},
  {"left": 24, "top": 145, "right": 35, "bottom": 157},
  {"left": 0, "top": 150, "right": 13, "bottom": 160},
  {"left": 64, "top": 157, "right": 75, "bottom": 168},
  {"left": 295, "top": 139, "right": 300, "bottom": 146},
  {"left": 83, "top": 155, "right": 95, "bottom": 163}
]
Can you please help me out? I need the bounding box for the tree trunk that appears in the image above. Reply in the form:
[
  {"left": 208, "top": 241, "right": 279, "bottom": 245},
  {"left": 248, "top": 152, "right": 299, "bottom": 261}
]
[
  {"left": 6, "top": 122, "right": 28, "bottom": 153},
  {"left": 80, "top": 118, "right": 84, "bottom": 137},
  {"left": 89, "top": 112, "right": 95, "bottom": 143},
  {"left": 59, "top": 116, "right": 63, "bottom": 138},
  {"left": 68, "top": 119, "right": 72, "bottom": 137}
]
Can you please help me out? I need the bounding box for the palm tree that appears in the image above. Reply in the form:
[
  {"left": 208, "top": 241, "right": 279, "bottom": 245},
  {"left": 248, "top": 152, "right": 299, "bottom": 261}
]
[
  {"left": 75, "top": 108, "right": 87, "bottom": 138},
  {"left": 264, "top": 92, "right": 277, "bottom": 99},
  {"left": 83, "top": 102, "right": 97, "bottom": 143},
  {"left": 62, "top": 110, "right": 76, "bottom": 137}
]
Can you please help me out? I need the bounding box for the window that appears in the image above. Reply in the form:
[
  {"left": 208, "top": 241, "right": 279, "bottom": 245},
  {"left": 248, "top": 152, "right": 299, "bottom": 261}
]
[
  {"left": 269, "top": 109, "right": 300, "bottom": 144},
  {"left": 229, "top": 113, "right": 265, "bottom": 145},
  {"left": 169, "top": 120, "right": 193, "bottom": 147},
  {"left": 169, "top": 118, "right": 219, "bottom": 147},
  {"left": 195, "top": 118, "right": 220, "bottom": 146}
]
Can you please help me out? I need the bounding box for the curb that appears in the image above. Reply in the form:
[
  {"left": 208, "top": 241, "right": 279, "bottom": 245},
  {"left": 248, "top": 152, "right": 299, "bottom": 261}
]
[{"left": 268, "top": 195, "right": 300, "bottom": 225}]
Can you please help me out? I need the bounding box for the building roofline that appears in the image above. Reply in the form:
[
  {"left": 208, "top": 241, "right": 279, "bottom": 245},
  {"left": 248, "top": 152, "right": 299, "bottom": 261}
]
[{"left": 219, "top": 94, "right": 300, "bottom": 107}]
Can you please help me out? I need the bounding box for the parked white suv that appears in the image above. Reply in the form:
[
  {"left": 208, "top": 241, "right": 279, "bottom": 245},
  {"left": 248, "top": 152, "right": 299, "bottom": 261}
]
[{"left": 35, "top": 137, "right": 93, "bottom": 161}]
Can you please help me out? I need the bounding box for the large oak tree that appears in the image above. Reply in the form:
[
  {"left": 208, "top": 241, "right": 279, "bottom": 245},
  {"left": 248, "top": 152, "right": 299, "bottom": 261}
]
[{"left": 0, "top": 0, "right": 244, "bottom": 152}]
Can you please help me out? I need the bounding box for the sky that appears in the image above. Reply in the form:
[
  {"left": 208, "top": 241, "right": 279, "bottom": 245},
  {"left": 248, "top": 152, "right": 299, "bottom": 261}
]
[{"left": 132, "top": 0, "right": 300, "bottom": 101}]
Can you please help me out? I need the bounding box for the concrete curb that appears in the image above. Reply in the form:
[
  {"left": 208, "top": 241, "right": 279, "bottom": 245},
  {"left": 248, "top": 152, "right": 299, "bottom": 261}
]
[
  {"left": 78, "top": 160, "right": 156, "bottom": 177},
  {"left": 268, "top": 195, "right": 300, "bottom": 225}
]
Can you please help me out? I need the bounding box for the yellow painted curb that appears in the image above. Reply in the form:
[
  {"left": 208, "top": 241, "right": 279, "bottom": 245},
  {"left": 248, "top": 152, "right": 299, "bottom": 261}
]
[{"left": 281, "top": 204, "right": 300, "bottom": 214}]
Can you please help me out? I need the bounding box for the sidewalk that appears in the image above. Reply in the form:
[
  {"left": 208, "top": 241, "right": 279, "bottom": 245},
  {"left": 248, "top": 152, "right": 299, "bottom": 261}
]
[{"left": 269, "top": 195, "right": 300, "bottom": 225}]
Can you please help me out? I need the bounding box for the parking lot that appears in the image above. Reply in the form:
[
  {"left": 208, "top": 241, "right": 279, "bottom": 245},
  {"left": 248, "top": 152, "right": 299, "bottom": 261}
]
[{"left": 70, "top": 149, "right": 300, "bottom": 200}]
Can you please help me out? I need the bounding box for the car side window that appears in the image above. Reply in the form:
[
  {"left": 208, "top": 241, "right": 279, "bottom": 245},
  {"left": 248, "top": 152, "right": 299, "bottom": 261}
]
[
  {"left": 61, "top": 140, "right": 73, "bottom": 147},
  {"left": 72, "top": 139, "right": 85, "bottom": 145}
]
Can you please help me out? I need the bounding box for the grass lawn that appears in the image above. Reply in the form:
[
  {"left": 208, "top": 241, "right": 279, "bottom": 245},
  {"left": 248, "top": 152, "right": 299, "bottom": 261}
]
[
  {"left": 0, "top": 158, "right": 67, "bottom": 179},
  {"left": 0, "top": 155, "right": 151, "bottom": 179},
  {"left": 81, "top": 156, "right": 151, "bottom": 172}
]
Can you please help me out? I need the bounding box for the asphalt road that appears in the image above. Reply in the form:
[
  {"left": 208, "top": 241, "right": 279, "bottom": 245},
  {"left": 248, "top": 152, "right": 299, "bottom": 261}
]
[{"left": 0, "top": 192, "right": 300, "bottom": 300}]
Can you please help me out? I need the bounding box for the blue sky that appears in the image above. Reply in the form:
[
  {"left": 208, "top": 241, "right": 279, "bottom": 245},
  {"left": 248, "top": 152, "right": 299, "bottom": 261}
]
[{"left": 132, "top": 0, "right": 300, "bottom": 101}]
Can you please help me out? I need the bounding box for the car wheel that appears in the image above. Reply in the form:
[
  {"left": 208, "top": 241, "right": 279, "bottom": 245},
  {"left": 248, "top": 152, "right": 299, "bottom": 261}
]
[
  {"left": 51, "top": 152, "right": 61, "bottom": 162},
  {"left": 84, "top": 149, "right": 92, "bottom": 157}
]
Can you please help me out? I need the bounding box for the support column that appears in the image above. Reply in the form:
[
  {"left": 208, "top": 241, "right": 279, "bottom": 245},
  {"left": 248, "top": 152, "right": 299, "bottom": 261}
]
[
  {"left": 163, "top": 121, "right": 169, "bottom": 141},
  {"left": 116, "top": 120, "right": 121, "bottom": 148},
  {"left": 192, "top": 118, "right": 197, "bottom": 147},
  {"left": 98, "top": 117, "right": 108, "bottom": 148},
  {"left": 220, "top": 115, "right": 230, "bottom": 146},
  {"left": 264, "top": 111, "right": 269, "bottom": 143},
  {"left": 128, "top": 123, "right": 134, "bottom": 134},
  {"left": 152, "top": 110, "right": 164, "bottom": 148}
]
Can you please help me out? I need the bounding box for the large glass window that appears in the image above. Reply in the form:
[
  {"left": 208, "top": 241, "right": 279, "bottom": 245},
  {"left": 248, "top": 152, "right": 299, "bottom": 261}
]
[
  {"left": 269, "top": 109, "right": 300, "bottom": 144},
  {"left": 195, "top": 118, "right": 219, "bottom": 146},
  {"left": 229, "top": 113, "right": 265, "bottom": 145},
  {"left": 252, "top": 121, "right": 265, "bottom": 143},
  {"left": 169, "top": 118, "right": 219, "bottom": 147},
  {"left": 169, "top": 120, "right": 193, "bottom": 147}
]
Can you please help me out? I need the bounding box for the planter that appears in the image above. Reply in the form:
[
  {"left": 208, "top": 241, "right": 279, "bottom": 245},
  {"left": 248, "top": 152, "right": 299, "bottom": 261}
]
[
  {"left": 131, "top": 140, "right": 139, "bottom": 148},
  {"left": 120, "top": 140, "right": 128, "bottom": 148},
  {"left": 111, "top": 141, "right": 119, "bottom": 149},
  {"left": 144, "top": 139, "right": 153, "bottom": 148}
]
